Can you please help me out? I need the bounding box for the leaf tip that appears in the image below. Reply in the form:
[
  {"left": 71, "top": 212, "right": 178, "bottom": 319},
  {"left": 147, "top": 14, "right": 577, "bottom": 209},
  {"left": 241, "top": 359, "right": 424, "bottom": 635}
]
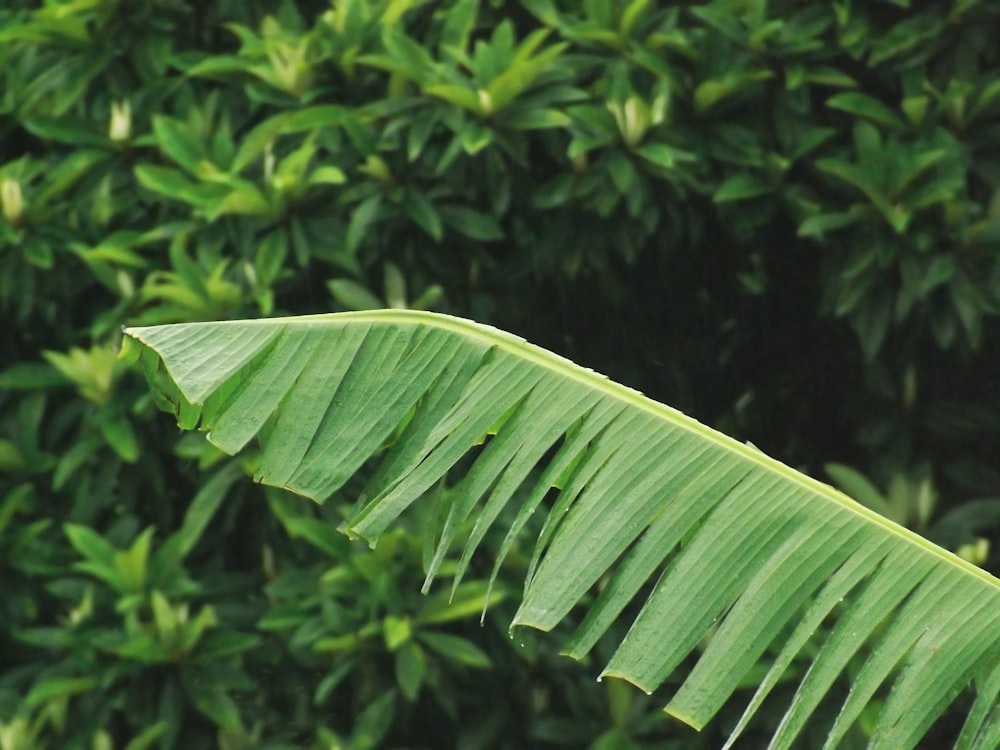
[{"left": 663, "top": 703, "right": 703, "bottom": 730}]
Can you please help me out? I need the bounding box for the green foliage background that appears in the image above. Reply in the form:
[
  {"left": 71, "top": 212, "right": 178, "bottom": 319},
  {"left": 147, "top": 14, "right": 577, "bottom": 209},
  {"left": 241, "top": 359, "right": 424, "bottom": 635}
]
[{"left": 1, "top": 0, "right": 999, "bottom": 747}]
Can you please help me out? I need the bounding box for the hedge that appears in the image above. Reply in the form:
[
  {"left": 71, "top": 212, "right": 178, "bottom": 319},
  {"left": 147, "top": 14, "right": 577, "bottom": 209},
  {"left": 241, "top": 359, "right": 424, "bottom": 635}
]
[{"left": 1, "top": 0, "right": 998, "bottom": 747}]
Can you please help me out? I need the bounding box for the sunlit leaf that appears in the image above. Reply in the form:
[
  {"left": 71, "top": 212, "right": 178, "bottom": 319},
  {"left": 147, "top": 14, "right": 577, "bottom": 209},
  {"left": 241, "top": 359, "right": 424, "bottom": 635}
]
[{"left": 125, "top": 311, "right": 1000, "bottom": 749}]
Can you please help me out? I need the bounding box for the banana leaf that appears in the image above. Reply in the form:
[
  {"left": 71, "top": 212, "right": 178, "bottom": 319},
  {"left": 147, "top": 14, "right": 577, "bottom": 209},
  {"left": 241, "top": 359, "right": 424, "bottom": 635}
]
[{"left": 123, "top": 310, "right": 1000, "bottom": 750}]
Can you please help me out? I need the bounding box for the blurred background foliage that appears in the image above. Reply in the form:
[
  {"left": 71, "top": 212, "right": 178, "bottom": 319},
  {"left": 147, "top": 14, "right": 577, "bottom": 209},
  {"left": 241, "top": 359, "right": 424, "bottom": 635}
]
[{"left": 1, "top": 0, "right": 999, "bottom": 747}]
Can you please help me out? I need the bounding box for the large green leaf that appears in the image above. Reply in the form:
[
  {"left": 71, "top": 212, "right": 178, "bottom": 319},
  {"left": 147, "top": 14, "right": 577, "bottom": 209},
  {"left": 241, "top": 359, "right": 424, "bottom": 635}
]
[{"left": 122, "top": 311, "right": 1000, "bottom": 749}]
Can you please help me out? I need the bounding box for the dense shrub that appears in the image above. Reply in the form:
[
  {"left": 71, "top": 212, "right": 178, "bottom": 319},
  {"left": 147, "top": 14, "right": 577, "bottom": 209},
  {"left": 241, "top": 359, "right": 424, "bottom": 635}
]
[{"left": 1, "top": 0, "right": 998, "bottom": 747}]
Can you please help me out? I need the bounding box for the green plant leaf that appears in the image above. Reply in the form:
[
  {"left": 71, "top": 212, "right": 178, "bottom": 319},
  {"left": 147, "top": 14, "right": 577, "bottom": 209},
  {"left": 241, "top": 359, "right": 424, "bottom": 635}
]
[
  {"left": 417, "top": 631, "right": 492, "bottom": 668},
  {"left": 826, "top": 92, "right": 905, "bottom": 131},
  {"left": 346, "top": 194, "right": 382, "bottom": 254},
  {"left": 308, "top": 165, "right": 347, "bottom": 186},
  {"left": 24, "top": 116, "right": 107, "bottom": 147},
  {"left": 33, "top": 149, "right": 108, "bottom": 209},
  {"left": 327, "top": 279, "right": 383, "bottom": 311},
  {"left": 134, "top": 165, "right": 222, "bottom": 206},
  {"left": 797, "top": 210, "right": 861, "bottom": 239},
  {"left": 869, "top": 14, "right": 942, "bottom": 66},
  {"left": 694, "top": 71, "right": 772, "bottom": 113},
  {"left": 122, "top": 722, "right": 169, "bottom": 750},
  {"left": 209, "top": 182, "right": 273, "bottom": 220},
  {"left": 636, "top": 142, "right": 692, "bottom": 170},
  {"left": 500, "top": 107, "right": 572, "bottom": 131},
  {"left": 0, "top": 440, "right": 26, "bottom": 472},
  {"left": 351, "top": 691, "right": 395, "bottom": 748},
  {"left": 182, "top": 669, "right": 243, "bottom": 734},
  {"left": 402, "top": 191, "right": 443, "bottom": 241},
  {"left": 254, "top": 230, "right": 288, "bottom": 286},
  {"left": 394, "top": 641, "right": 425, "bottom": 700},
  {"left": 98, "top": 414, "right": 139, "bottom": 463},
  {"left": 384, "top": 615, "right": 412, "bottom": 651},
  {"left": 282, "top": 517, "right": 349, "bottom": 558},
  {"left": 713, "top": 174, "right": 771, "bottom": 203},
  {"left": 825, "top": 463, "right": 897, "bottom": 521},
  {"left": 64, "top": 523, "right": 117, "bottom": 567},
  {"left": 152, "top": 116, "right": 206, "bottom": 174},
  {"left": 0, "top": 362, "right": 70, "bottom": 390},
  {"left": 194, "top": 630, "right": 262, "bottom": 662},
  {"left": 416, "top": 581, "right": 504, "bottom": 625},
  {"left": 124, "top": 311, "right": 1000, "bottom": 748},
  {"left": 24, "top": 676, "right": 99, "bottom": 708},
  {"left": 171, "top": 462, "right": 243, "bottom": 558},
  {"left": 816, "top": 156, "right": 907, "bottom": 232},
  {"left": 439, "top": 205, "right": 503, "bottom": 240}
]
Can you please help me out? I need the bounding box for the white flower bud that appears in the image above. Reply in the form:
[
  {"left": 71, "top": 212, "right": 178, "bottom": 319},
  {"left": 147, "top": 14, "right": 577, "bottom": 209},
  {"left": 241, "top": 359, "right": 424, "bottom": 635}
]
[
  {"left": 1, "top": 177, "right": 23, "bottom": 224},
  {"left": 477, "top": 89, "right": 493, "bottom": 116},
  {"left": 622, "top": 95, "right": 649, "bottom": 147},
  {"left": 264, "top": 142, "right": 276, "bottom": 183},
  {"left": 650, "top": 93, "right": 669, "bottom": 126},
  {"left": 109, "top": 100, "right": 131, "bottom": 142}
]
